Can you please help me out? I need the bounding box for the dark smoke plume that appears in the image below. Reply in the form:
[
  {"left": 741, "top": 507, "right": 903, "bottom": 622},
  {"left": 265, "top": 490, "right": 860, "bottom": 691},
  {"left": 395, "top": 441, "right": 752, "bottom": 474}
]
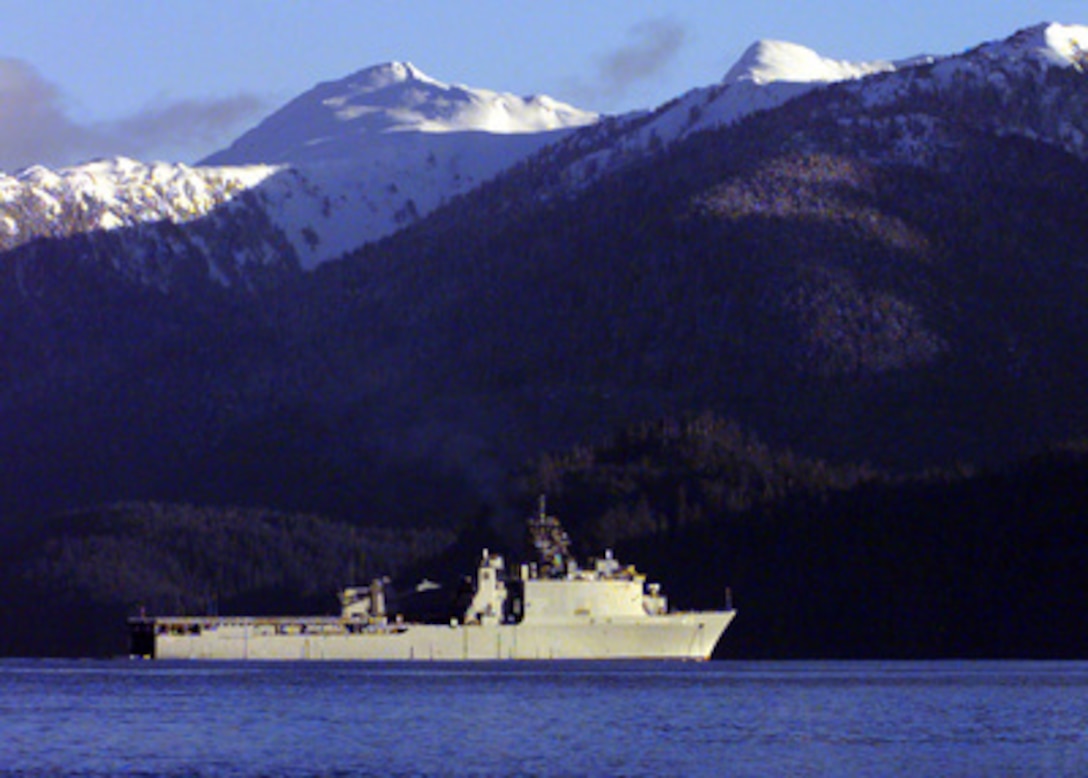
[{"left": 563, "top": 17, "right": 688, "bottom": 107}]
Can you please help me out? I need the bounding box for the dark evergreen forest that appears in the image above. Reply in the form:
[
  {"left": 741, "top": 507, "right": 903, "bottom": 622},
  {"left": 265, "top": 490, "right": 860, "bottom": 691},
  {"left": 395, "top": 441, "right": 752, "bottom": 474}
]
[
  {"left": 0, "top": 504, "right": 453, "bottom": 657},
  {"left": 2, "top": 415, "right": 1084, "bottom": 659},
  {"left": 517, "top": 415, "right": 1088, "bottom": 658}
]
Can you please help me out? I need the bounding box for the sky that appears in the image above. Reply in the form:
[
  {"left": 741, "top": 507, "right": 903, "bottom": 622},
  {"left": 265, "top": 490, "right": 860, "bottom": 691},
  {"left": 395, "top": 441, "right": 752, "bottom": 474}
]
[{"left": 0, "top": 0, "right": 1082, "bottom": 172}]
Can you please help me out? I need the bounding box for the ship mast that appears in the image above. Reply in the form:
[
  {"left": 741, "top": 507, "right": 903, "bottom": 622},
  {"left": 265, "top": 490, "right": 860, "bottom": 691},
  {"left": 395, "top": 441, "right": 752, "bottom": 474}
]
[{"left": 527, "top": 495, "right": 573, "bottom": 577}]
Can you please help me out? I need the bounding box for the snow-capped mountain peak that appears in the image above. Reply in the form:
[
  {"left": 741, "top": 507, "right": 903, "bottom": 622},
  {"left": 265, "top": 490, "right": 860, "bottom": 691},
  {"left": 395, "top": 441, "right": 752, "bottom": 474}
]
[
  {"left": 723, "top": 39, "right": 896, "bottom": 86},
  {"left": 174, "top": 62, "right": 600, "bottom": 270},
  {"left": 346, "top": 60, "right": 439, "bottom": 91},
  {"left": 204, "top": 61, "right": 597, "bottom": 166},
  {"left": 317, "top": 61, "right": 594, "bottom": 136}
]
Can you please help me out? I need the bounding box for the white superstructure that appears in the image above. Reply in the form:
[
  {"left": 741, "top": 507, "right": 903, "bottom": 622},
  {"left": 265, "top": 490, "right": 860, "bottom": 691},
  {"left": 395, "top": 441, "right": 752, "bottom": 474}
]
[{"left": 129, "top": 504, "right": 735, "bottom": 661}]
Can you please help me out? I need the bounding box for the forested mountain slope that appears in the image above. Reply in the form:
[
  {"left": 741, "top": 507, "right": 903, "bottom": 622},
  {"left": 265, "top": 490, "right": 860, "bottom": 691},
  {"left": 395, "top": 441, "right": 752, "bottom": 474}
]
[{"left": 2, "top": 23, "right": 1086, "bottom": 534}]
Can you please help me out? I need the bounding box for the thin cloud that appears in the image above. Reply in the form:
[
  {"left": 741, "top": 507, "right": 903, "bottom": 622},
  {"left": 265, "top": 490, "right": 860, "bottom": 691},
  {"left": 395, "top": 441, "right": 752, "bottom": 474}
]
[
  {"left": 564, "top": 17, "right": 688, "bottom": 108},
  {"left": 0, "top": 58, "right": 90, "bottom": 171},
  {"left": 0, "top": 57, "right": 267, "bottom": 172},
  {"left": 108, "top": 94, "right": 266, "bottom": 164}
]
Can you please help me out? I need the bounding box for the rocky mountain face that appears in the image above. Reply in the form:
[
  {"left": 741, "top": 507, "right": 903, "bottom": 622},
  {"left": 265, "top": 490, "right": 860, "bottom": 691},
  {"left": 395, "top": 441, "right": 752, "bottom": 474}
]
[
  {"left": 0, "top": 160, "right": 299, "bottom": 290},
  {"left": 2, "top": 23, "right": 1088, "bottom": 529}
]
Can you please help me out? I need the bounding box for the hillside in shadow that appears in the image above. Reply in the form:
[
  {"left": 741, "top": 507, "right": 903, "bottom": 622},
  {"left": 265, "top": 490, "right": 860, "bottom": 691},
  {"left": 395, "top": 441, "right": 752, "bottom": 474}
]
[{"left": 3, "top": 69, "right": 1088, "bottom": 540}]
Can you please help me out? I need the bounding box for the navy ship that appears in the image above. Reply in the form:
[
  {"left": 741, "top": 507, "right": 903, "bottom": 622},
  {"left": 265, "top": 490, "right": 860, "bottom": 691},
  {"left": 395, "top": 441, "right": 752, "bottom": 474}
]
[{"left": 129, "top": 501, "right": 735, "bottom": 660}]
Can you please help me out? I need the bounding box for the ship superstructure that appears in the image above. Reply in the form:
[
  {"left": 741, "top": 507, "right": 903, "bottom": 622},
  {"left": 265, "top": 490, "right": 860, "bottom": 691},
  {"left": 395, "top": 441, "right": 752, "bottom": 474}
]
[{"left": 129, "top": 501, "right": 735, "bottom": 660}]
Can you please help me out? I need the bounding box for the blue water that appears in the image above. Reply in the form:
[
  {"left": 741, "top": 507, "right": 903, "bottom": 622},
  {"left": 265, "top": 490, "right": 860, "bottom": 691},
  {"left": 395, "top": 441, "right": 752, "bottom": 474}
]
[{"left": 1, "top": 660, "right": 1085, "bottom": 777}]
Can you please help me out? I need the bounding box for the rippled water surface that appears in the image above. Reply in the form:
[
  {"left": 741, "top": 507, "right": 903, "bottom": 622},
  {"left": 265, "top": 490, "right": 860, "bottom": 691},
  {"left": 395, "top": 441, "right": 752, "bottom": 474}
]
[{"left": 1, "top": 660, "right": 1085, "bottom": 777}]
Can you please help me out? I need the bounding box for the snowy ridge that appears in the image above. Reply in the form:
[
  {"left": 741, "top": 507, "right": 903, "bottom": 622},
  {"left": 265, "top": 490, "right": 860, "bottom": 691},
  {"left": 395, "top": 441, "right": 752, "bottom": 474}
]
[
  {"left": 974, "top": 22, "right": 1088, "bottom": 69},
  {"left": 559, "top": 40, "right": 915, "bottom": 189},
  {"left": 0, "top": 157, "right": 305, "bottom": 290},
  {"left": 0, "top": 157, "right": 279, "bottom": 251},
  {"left": 838, "top": 22, "right": 1088, "bottom": 166},
  {"left": 927, "top": 22, "right": 1088, "bottom": 84},
  {"left": 0, "top": 63, "right": 598, "bottom": 281},
  {"left": 558, "top": 22, "right": 1088, "bottom": 190},
  {"left": 2, "top": 24, "right": 1086, "bottom": 286}
]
